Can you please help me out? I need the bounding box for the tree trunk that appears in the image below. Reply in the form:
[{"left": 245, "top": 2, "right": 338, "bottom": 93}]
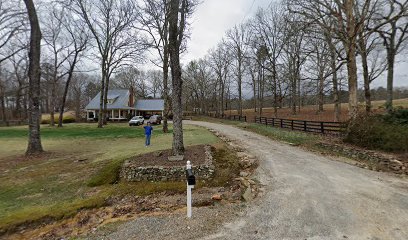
[
  {"left": 58, "top": 53, "right": 79, "bottom": 127},
  {"left": 237, "top": 52, "right": 242, "bottom": 117},
  {"left": 169, "top": 0, "right": 184, "bottom": 156},
  {"left": 273, "top": 64, "right": 278, "bottom": 117},
  {"left": 318, "top": 70, "right": 324, "bottom": 112},
  {"left": 98, "top": 72, "right": 105, "bottom": 128},
  {"left": 329, "top": 42, "right": 340, "bottom": 122},
  {"left": 162, "top": 45, "right": 169, "bottom": 133},
  {"left": 50, "top": 81, "right": 56, "bottom": 126},
  {"left": 345, "top": 0, "right": 358, "bottom": 120},
  {"left": 359, "top": 36, "right": 371, "bottom": 113},
  {"left": 24, "top": 0, "right": 43, "bottom": 155},
  {"left": 385, "top": 50, "right": 395, "bottom": 113},
  {"left": 0, "top": 84, "right": 6, "bottom": 123},
  {"left": 103, "top": 71, "right": 110, "bottom": 125}
]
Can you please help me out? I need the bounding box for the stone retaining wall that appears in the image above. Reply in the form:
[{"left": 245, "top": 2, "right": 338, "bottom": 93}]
[
  {"left": 120, "top": 145, "right": 215, "bottom": 182},
  {"left": 318, "top": 142, "right": 407, "bottom": 174}
]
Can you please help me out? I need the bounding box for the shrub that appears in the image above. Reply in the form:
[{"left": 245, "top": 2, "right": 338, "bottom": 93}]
[
  {"left": 40, "top": 115, "right": 76, "bottom": 124},
  {"left": 40, "top": 119, "right": 50, "bottom": 124},
  {"left": 382, "top": 108, "right": 408, "bottom": 125},
  {"left": 62, "top": 115, "right": 75, "bottom": 123},
  {"left": 344, "top": 114, "right": 408, "bottom": 152}
]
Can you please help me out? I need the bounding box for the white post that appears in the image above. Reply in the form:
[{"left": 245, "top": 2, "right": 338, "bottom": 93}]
[{"left": 186, "top": 161, "right": 194, "bottom": 218}]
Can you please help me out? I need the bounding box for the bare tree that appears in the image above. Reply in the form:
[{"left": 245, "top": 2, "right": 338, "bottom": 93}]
[
  {"left": 226, "top": 24, "right": 249, "bottom": 117},
  {"left": 373, "top": 0, "right": 408, "bottom": 112},
  {"left": 250, "top": 4, "right": 287, "bottom": 117},
  {"left": 74, "top": 0, "right": 144, "bottom": 128},
  {"left": 57, "top": 7, "right": 89, "bottom": 127},
  {"left": 138, "top": 0, "right": 171, "bottom": 132},
  {"left": 209, "top": 42, "right": 232, "bottom": 117},
  {"left": 24, "top": 0, "right": 43, "bottom": 155}
]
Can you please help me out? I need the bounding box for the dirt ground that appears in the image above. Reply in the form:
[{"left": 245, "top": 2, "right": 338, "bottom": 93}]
[{"left": 127, "top": 144, "right": 207, "bottom": 167}]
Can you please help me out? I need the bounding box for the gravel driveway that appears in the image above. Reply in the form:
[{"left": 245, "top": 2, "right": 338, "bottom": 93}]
[{"left": 97, "top": 121, "right": 408, "bottom": 240}]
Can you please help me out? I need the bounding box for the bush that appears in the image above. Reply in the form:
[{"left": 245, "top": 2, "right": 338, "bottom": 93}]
[
  {"left": 40, "top": 115, "right": 76, "bottom": 124},
  {"left": 41, "top": 119, "right": 50, "bottom": 124},
  {"left": 344, "top": 114, "right": 408, "bottom": 152},
  {"left": 62, "top": 115, "right": 75, "bottom": 123},
  {"left": 382, "top": 108, "right": 408, "bottom": 125}
]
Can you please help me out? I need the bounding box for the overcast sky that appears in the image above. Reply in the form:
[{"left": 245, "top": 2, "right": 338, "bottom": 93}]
[
  {"left": 182, "top": 0, "right": 272, "bottom": 63},
  {"left": 179, "top": 0, "right": 407, "bottom": 88}
]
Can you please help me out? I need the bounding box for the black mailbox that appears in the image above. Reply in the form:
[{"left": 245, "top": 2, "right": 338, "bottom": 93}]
[{"left": 186, "top": 169, "right": 196, "bottom": 186}]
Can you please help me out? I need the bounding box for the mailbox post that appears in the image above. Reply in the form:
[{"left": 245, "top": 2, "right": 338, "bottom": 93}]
[{"left": 186, "top": 161, "right": 195, "bottom": 218}]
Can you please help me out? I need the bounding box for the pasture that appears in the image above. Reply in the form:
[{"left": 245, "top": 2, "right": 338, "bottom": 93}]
[{"left": 225, "top": 98, "right": 408, "bottom": 122}]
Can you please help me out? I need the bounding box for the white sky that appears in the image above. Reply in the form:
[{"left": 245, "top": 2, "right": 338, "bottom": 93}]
[
  {"left": 179, "top": 0, "right": 407, "bottom": 88},
  {"left": 182, "top": 0, "right": 272, "bottom": 63},
  {"left": 144, "top": 0, "right": 407, "bottom": 88}
]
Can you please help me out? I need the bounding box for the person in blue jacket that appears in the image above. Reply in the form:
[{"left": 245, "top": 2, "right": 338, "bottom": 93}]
[{"left": 143, "top": 122, "right": 153, "bottom": 147}]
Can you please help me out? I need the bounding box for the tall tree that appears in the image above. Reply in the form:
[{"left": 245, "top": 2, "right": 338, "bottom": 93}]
[
  {"left": 168, "top": 0, "right": 195, "bottom": 155},
  {"left": 57, "top": 7, "right": 89, "bottom": 127},
  {"left": 138, "top": 0, "right": 171, "bottom": 132},
  {"left": 226, "top": 24, "right": 248, "bottom": 117},
  {"left": 24, "top": 0, "right": 43, "bottom": 155},
  {"left": 74, "top": 0, "right": 143, "bottom": 128},
  {"left": 373, "top": 0, "right": 408, "bottom": 113}
]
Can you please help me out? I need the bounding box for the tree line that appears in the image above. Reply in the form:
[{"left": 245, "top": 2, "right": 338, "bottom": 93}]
[
  {"left": 183, "top": 0, "right": 408, "bottom": 122},
  {"left": 0, "top": 0, "right": 195, "bottom": 155}
]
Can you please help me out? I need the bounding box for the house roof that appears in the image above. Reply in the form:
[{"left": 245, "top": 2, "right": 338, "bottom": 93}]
[
  {"left": 85, "top": 89, "right": 134, "bottom": 110},
  {"left": 135, "top": 99, "right": 164, "bottom": 111}
]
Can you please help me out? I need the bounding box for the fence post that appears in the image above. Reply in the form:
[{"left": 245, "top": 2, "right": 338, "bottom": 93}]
[
  {"left": 291, "top": 120, "right": 294, "bottom": 130},
  {"left": 320, "top": 122, "right": 324, "bottom": 134},
  {"left": 280, "top": 119, "right": 283, "bottom": 128},
  {"left": 265, "top": 117, "right": 268, "bottom": 126},
  {"left": 272, "top": 118, "right": 274, "bottom": 127},
  {"left": 304, "top": 121, "right": 307, "bottom": 132}
]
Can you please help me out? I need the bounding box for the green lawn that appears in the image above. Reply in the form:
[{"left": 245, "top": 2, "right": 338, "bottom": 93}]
[{"left": 0, "top": 123, "right": 218, "bottom": 232}]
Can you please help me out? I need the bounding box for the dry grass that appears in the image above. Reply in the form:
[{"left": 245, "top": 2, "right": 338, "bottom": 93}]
[
  {"left": 0, "top": 123, "right": 219, "bottom": 233},
  {"left": 225, "top": 98, "right": 408, "bottom": 122}
]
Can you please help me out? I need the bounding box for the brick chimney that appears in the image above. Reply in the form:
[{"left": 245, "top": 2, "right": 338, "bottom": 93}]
[{"left": 129, "top": 86, "right": 135, "bottom": 107}]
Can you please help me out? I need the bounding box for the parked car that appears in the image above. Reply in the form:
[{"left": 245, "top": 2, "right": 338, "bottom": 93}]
[
  {"left": 129, "top": 116, "right": 144, "bottom": 126},
  {"left": 148, "top": 115, "right": 162, "bottom": 125}
]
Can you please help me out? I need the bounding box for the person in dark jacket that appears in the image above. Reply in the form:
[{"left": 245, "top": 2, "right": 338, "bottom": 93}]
[{"left": 143, "top": 122, "right": 153, "bottom": 146}]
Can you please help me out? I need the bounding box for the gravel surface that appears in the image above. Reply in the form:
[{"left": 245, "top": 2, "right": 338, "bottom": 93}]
[
  {"left": 88, "top": 121, "right": 408, "bottom": 240},
  {"left": 87, "top": 203, "right": 246, "bottom": 240}
]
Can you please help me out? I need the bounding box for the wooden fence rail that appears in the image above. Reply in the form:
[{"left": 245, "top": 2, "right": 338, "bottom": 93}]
[
  {"left": 254, "top": 116, "right": 345, "bottom": 134},
  {"left": 0, "top": 120, "right": 27, "bottom": 127},
  {"left": 207, "top": 113, "right": 247, "bottom": 122}
]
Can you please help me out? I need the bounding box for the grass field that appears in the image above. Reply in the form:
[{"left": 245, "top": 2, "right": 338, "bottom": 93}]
[
  {"left": 225, "top": 98, "right": 408, "bottom": 122},
  {"left": 0, "top": 123, "right": 218, "bottom": 232}
]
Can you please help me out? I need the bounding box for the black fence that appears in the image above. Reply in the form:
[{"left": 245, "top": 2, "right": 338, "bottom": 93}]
[
  {"left": 254, "top": 116, "right": 345, "bottom": 134},
  {"left": 207, "top": 113, "right": 247, "bottom": 122},
  {"left": 0, "top": 120, "right": 27, "bottom": 127}
]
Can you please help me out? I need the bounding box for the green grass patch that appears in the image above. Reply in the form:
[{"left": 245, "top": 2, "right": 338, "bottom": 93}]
[
  {"left": 238, "top": 122, "right": 319, "bottom": 146},
  {"left": 0, "top": 123, "right": 165, "bottom": 139},
  {"left": 0, "top": 123, "right": 218, "bottom": 233},
  {"left": 194, "top": 117, "right": 320, "bottom": 146},
  {"left": 87, "top": 158, "right": 126, "bottom": 187}
]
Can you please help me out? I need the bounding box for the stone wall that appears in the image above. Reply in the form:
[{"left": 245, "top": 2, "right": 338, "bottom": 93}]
[
  {"left": 318, "top": 142, "right": 407, "bottom": 174},
  {"left": 120, "top": 145, "right": 215, "bottom": 182}
]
